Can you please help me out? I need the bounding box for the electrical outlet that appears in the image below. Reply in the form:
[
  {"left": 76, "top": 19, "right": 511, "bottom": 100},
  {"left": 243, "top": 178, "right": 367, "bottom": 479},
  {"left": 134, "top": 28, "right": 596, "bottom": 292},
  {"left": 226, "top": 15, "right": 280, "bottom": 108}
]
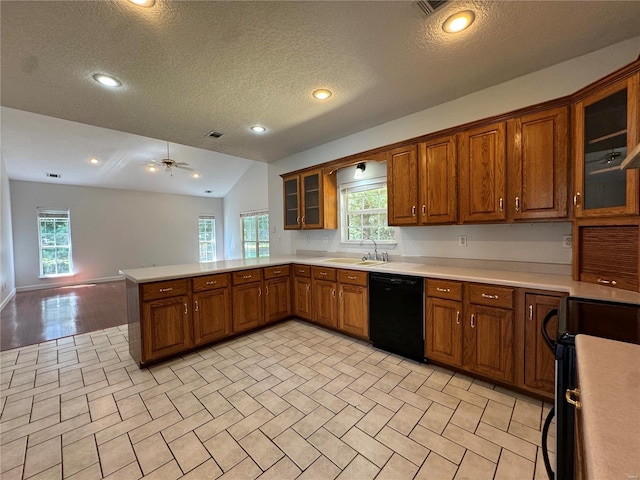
[
  {"left": 306, "top": 235, "right": 311, "bottom": 244},
  {"left": 322, "top": 235, "right": 329, "bottom": 244},
  {"left": 458, "top": 235, "right": 467, "bottom": 247},
  {"left": 563, "top": 235, "right": 572, "bottom": 248}
]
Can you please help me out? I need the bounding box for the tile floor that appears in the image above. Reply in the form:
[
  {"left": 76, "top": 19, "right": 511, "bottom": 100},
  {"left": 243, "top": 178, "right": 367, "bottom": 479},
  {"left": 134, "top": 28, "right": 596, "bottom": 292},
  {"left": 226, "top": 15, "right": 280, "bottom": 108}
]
[{"left": 0, "top": 320, "right": 555, "bottom": 480}]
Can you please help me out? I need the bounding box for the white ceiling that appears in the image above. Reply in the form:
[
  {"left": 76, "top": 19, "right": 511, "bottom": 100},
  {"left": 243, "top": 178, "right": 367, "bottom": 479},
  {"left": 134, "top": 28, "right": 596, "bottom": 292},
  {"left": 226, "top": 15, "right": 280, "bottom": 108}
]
[{"left": 2, "top": 1, "right": 640, "bottom": 198}]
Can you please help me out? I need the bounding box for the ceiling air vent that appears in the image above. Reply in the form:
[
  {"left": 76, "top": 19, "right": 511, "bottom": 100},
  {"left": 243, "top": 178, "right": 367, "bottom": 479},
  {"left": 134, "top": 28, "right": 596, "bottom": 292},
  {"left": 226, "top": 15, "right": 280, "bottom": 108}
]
[
  {"left": 207, "top": 131, "right": 223, "bottom": 138},
  {"left": 417, "top": 0, "right": 449, "bottom": 16},
  {"left": 45, "top": 172, "right": 62, "bottom": 178}
]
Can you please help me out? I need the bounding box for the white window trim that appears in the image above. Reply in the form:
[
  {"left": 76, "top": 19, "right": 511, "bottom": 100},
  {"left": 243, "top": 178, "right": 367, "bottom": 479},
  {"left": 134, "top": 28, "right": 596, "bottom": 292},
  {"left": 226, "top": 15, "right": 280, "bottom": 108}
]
[
  {"left": 37, "top": 208, "right": 75, "bottom": 278},
  {"left": 339, "top": 177, "right": 396, "bottom": 246},
  {"left": 198, "top": 215, "right": 216, "bottom": 263}
]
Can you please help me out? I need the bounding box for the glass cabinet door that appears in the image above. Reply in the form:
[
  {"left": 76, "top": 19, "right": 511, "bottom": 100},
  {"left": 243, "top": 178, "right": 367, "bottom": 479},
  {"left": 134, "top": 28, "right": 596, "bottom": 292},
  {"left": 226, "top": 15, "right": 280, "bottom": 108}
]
[
  {"left": 283, "top": 176, "right": 301, "bottom": 229},
  {"left": 574, "top": 74, "right": 639, "bottom": 217},
  {"left": 302, "top": 170, "right": 322, "bottom": 228}
]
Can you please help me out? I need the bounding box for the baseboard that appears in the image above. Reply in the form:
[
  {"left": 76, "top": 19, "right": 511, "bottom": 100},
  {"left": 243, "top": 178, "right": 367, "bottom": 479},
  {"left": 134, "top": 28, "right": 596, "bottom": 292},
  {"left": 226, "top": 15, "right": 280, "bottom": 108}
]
[
  {"left": 0, "top": 288, "right": 16, "bottom": 311},
  {"left": 16, "top": 276, "right": 124, "bottom": 293}
]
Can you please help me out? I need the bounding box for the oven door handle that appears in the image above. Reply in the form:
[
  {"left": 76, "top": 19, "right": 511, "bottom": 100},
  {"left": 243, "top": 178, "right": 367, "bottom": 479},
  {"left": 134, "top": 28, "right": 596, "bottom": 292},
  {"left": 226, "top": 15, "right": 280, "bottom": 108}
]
[
  {"left": 542, "top": 308, "right": 558, "bottom": 353},
  {"left": 541, "top": 406, "right": 556, "bottom": 480}
]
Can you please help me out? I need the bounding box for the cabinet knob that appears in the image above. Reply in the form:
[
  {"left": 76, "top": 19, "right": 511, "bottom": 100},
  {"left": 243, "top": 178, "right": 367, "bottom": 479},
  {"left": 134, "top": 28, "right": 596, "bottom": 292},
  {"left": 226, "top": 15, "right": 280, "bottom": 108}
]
[
  {"left": 306, "top": 284, "right": 311, "bottom": 291},
  {"left": 597, "top": 278, "right": 617, "bottom": 286},
  {"left": 194, "top": 300, "right": 199, "bottom": 312},
  {"left": 332, "top": 289, "right": 336, "bottom": 298},
  {"left": 184, "top": 303, "right": 188, "bottom": 315},
  {"left": 242, "top": 274, "right": 252, "bottom": 279},
  {"left": 206, "top": 281, "right": 216, "bottom": 285},
  {"left": 411, "top": 206, "right": 416, "bottom": 216},
  {"left": 499, "top": 197, "right": 504, "bottom": 212},
  {"left": 273, "top": 270, "right": 281, "bottom": 274},
  {"left": 456, "top": 311, "right": 460, "bottom": 325},
  {"left": 470, "top": 313, "right": 475, "bottom": 328},
  {"left": 258, "top": 287, "right": 262, "bottom": 297},
  {"left": 159, "top": 287, "right": 173, "bottom": 293},
  {"left": 515, "top": 196, "right": 520, "bottom": 212},
  {"left": 436, "top": 287, "right": 451, "bottom": 293},
  {"left": 347, "top": 275, "right": 357, "bottom": 280},
  {"left": 320, "top": 272, "right": 327, "bottom": 276},
  {"left": 422, "top": 205, "right": 426, "bottom": 216},
  {"left": 339, "top": 290, "right": 343, "bottom": 299},
  {"left": 528, "top": 304, "right": 533, "bottom": 321},
  {"left": 573, "top": 192, "right": 580, "bottom": 207},
  {"left": 481, "top": 293, "right": 499, "bottom": 300}
]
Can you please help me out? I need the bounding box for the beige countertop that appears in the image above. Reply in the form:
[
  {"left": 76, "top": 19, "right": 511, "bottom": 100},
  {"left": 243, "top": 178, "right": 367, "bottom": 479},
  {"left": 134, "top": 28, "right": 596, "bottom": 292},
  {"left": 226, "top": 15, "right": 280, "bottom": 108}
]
[
  {"left": 120, "top": 255, "right": 640, "bottom": 304},
  {"left": 575, "top": 335, "right": 640, "bottom": 480}
]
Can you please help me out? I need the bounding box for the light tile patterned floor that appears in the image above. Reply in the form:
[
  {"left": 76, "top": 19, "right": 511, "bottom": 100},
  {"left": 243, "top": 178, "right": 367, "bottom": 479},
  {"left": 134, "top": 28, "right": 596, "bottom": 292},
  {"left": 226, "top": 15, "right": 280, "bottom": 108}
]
[{"left": 0, "top": 320, "right": 555, "bottom": 480}]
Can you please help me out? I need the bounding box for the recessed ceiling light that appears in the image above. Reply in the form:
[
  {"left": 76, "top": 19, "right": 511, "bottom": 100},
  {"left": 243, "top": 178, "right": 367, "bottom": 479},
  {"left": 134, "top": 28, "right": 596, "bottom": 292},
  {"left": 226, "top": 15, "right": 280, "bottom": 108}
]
[
  {"left": 442, "top": 10, "right": 475, "bottom": 33},
  {"left": 192, "top": 172, "right": 201, "bottom": 179},
  {"left": 312, "top": 89, "right": 333, "bottom": 100},
  {"left": 147, "top": 165, "right": 157, "bottom": 173},
  {"left": 250, "top": 126, "right": 267, "bottom": 133},
  {"left": 127, "top": 0, "right": 156, "bottom": 7},
  {"left": 89, "top": 158, "right": 100, "bottom": 165},
  {"left": 92, "top": 73, "right": 122, "bottom": 88}
]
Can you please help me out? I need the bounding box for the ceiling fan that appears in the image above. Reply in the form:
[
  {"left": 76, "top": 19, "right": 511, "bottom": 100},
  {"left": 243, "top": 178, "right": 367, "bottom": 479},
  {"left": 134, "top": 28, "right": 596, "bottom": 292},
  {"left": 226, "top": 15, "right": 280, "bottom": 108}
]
[{"left": 147, "top": 142, "right": 194, "bottom": 176}]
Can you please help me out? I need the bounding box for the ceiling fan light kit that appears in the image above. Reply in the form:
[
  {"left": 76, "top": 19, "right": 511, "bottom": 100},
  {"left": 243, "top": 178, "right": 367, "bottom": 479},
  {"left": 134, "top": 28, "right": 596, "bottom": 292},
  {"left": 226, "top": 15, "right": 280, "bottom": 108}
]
[{"left": 146, "top": 142, "right": 197, "bottom": 177}]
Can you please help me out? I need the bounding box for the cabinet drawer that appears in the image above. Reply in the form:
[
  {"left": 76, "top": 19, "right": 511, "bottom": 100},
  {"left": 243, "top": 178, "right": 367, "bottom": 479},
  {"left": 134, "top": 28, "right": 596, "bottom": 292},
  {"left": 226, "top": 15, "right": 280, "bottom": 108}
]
[
  {"left": 468, "top": 284, "right": 514, "bottom": 309},
  {"left": 232, "top": 269, "right": 263, "bottom": 285},
  {"left": 427, "top": 279, "right": 462, "bottom": 301},
  {"left": 338, "top": 269, "right": 367, "bottom": 287},
  {"left": 141, "top": 279, "right": 188, "bottom": 302},
  {"left": 264, "top": 265, "right": 290, "bottom": 279},
  {"left": 193, "top": 273, "right": 228, "bottom": 292},
  {"left": 312, "top": 266, "right": 337, "bottom": 281},
  {"left": 293, "top": 264, "right": 311, "bottom": 278}
]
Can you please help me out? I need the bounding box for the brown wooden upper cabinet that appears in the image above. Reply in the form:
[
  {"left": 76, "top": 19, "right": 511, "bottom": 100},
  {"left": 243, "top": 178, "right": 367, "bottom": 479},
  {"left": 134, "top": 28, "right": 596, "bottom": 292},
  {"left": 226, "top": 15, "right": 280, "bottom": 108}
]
[
  {"left": 387, "top": 144, "right": 419, "bottom": 225},
  {"left": 507, "top": 106, "right": 569, "bottom": 221},
  {"left": 573, "top": 73, "right": 640, "bottom": 218},
  {"left": 282, "top": 168, "right": 338, "bottom": 230},
  {"left": 459, "top": 121, "right": 507, "bottom": 223}
]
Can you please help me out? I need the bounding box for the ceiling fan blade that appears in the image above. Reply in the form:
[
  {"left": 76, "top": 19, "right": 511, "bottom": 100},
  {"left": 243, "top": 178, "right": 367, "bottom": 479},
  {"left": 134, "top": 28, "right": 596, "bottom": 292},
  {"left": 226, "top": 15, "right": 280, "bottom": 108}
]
[{"left": 176, "top": 165, "right": 194, "bottom": 171}]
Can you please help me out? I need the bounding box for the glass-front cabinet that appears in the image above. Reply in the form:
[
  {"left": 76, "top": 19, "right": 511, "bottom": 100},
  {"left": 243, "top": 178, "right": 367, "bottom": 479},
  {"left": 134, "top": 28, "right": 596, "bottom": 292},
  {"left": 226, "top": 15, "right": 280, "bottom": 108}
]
[
  {"left": 573, "top": 73, "right": 639, "bottom": 217},
  {"left": 281, "top": 168, "right": 337, "bottom": 230},
  {"left": 283, "top": 175, "right": 301, "bottom": 229}
]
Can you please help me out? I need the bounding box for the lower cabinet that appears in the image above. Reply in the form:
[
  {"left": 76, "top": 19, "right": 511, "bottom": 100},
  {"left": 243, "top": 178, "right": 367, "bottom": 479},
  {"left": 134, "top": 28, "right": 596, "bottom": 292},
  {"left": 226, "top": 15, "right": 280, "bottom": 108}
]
[
  {"left": 425, "top": 279, "right": 463, "bottom": 367},
  {"left": 293, "top": 265, "right": 312, "bottom": 320},
  {"left": 523, "top": 292, "right": 562, "bottom": 395},
  {"left": 232, "top": 269, "right": 263, "bottom": 333},
  {"left": 312, "top": 267, "right": 338, "bottom": 328},
  {"left": 142, "top": 294, "right": 192, "bottom": 363},
  {"left": 264, "top": 266, "right": 291, "bottom": 324},
  {"left": 193, "top": 274, "right": 231, "bottom": 346},
  {"left": 338, "top": 270, "right": 368, "bottom": 338}
]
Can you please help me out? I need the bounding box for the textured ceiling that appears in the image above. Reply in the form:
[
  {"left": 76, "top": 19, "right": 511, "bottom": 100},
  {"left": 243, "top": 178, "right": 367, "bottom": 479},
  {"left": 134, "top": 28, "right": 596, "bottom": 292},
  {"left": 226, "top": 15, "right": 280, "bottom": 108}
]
[{"left": 1, "top": 1, "right": 640, "bottom": 196}]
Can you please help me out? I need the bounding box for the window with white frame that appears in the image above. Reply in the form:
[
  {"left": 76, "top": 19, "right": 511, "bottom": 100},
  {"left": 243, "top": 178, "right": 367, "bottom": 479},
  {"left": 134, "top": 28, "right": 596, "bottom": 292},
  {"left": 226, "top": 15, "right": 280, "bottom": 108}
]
[
  {"left": 241, "top": 211, "right": 270, "bottom": 258},
  {"left": 198, "top": 215, "right": 216, "bottom": 262},
  {"left": 37, "top": 208, "right": 73, "bottom": 277},
  {"left": 341, "top": 180, "right": 395, "bottom": 242}
]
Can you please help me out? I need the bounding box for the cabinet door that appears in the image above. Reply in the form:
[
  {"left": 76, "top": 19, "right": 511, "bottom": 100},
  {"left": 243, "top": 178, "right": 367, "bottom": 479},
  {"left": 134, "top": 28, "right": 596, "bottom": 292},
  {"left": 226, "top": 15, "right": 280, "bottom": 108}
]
[
  {"left": 388, "top": 144, "right": 419, "bottom": 225},
  {"left": 232, "top": 282, "right": 263, "bottom": 333},
  {"left": 312, "top": 279, "right": 338, "bottom": 328},
  {"left": 142, "top": 295, "right": 192, "bottom": 362},
  {"left": 302, "top": 169, "right": 323, "bottom": 229},
  {"left": 508, "top": 107, "right": 569, "bottom": 220},
  {"left": 294, "top": 276, "right": 312, "bottom": 320},
  {"left": 426, "top": 297, "right": 462, "bottom": 367},
  {"left": 459, "top": 122, "right": 507, "bottom": 222},
  {"left": 338, "top": 284, "right": 368, "bottom": 338},
  {"left": 283, "top": 174, "right": 301, "bottom": 230},
  {"left": 193, "top": 288, "right": 231, "bottom": 346},
  {"left": 574, "top": 73, "right": 639, "bottom": 217},
  {"left": 524, "top": 293, "right": 560, "bottom": 394},
  {"left": 465, "top": 304, "right": 514, "bottom": 382},
  {"left": 419, "top": 136, "right": 457, "bottom": 224},
  {"left": 264, "top": 277, "right": 291, "bottom": 323}
]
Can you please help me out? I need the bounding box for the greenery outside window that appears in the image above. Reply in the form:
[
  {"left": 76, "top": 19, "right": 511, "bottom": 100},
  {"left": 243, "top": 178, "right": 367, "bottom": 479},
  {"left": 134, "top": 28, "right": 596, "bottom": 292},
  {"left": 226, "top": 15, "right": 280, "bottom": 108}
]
[
  {"left": 198, "top": 215, "right": 216, "bottom": 262},
  {"left": 241, "top": 211, "right": 270, "bottom": 258},
  {"left": 38, "top": 208, "right": 73, "bottom": 277},
  {"left": 341, "top": 180, "right": 395, "bottom": 243}
]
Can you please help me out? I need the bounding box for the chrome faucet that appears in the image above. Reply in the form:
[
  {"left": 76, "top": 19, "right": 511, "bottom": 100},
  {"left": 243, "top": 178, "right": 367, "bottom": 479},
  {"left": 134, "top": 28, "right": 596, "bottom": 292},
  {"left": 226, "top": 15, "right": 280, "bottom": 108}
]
[{"left": 361, "top": 238, "right": 378, "bottom": 261}]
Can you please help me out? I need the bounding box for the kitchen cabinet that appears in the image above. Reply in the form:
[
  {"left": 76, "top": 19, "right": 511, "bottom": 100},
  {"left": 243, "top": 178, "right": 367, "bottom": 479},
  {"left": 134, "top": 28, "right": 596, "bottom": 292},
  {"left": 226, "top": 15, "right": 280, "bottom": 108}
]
[
  {"left": 282, "top": 168, "right": 337, "bottom": 230},
  {"left": 264, "top": 265, "right": 291, "bottom": 323},
  {"left": 419, "top": 135, "right": 457, "bottom": 224},
  {"left": 192, "top": 274, "right": 231, "bottom": 346},
  {"left": 337, "top": 269, "right": 368, "bottom": 339},
  {"left": 523, "top": 292, "right": 562, "bottom": 395},
  {"left": 387, "top": 144, "right": 419, "bottom": 225},
  {"left": 459, "top": 121, "right": 508, "bottom": 223},
  {"left": 311, "top": 266, "right": 338, "bottom": 328},
  {"left": 507, "top": 106, "right": 569, "bottom": 220},
  {"left": 425, "top": 279, "right": 463, "bottom": 366},
  {"left": 293, "top": 264, "right": 312, "bottom": 320},
  {"left": 140, "top": 279, "right": 192, "bottom": 363},
  {"left": 573, "top": 73, "right": 639, "bottom": 218},
  {"left": 463, "top": 284, "right": 515, "bottom": 383},
  {"left": 232, "top": 269, "right": 263, "bottom": 333}
]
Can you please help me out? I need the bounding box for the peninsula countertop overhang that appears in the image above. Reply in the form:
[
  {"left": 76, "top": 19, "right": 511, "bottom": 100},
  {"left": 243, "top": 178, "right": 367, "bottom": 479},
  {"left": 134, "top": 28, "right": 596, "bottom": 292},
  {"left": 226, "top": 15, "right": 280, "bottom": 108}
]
[{"left": 119, "top": 255, "right": 640, "bottom": 305}]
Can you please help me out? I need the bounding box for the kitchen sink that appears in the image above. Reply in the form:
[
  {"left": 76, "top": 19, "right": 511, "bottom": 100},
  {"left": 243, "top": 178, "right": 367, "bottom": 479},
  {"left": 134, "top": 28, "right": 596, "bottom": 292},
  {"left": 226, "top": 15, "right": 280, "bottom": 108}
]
[{"left": 324, "top": 258, "right": 385, "bottom": 266}]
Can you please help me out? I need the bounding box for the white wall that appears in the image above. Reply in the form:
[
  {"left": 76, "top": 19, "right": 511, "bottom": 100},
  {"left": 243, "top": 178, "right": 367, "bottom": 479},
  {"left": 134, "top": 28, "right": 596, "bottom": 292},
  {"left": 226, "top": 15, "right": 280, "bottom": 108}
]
[
  {"left": 10, "top": 181, "right": 224, "bottom": 290},
  {"left": 1, "top": 156, "right": 16, "bottom": 307},
  {"left": 223, "top": 162, "right": 269, "bottom": 260},
  {"left": 268, "top": 37, "right": 640, "bottom": 265}
]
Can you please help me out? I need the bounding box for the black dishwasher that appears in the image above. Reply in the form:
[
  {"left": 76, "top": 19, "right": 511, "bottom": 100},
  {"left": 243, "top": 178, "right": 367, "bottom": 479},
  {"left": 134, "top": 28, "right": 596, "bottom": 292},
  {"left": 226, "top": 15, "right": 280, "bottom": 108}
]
[{"left": 369, "top": 272, "right": 424, "bottom": 362}]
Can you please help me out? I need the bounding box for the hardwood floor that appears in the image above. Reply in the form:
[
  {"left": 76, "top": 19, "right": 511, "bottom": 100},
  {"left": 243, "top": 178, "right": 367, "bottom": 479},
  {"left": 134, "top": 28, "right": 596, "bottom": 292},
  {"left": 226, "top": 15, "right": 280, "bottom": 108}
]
[{"left": 0, "top": 280, "right": 126, "bottom": 351}]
